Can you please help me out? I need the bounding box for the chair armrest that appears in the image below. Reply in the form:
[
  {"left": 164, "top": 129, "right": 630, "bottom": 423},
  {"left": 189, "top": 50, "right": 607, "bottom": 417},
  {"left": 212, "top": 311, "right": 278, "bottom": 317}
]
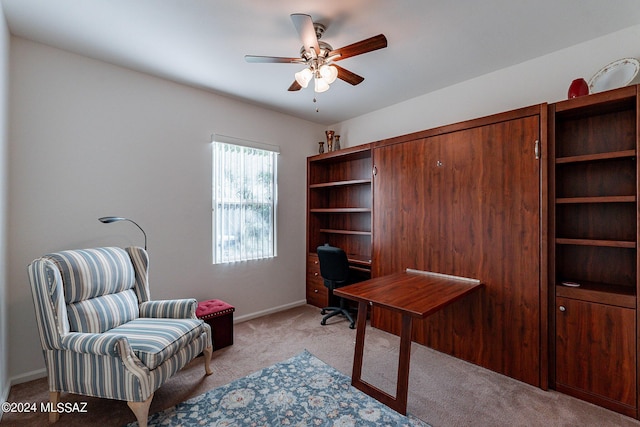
[
  {"left": 139, "top": 299, "right": 197, "bottom": 319},
  {"left": 61, "top": 332, "right": 150, "bottom": 380},
  {"left": 61, "top": 332, "right": 128, "bottom": 357}
]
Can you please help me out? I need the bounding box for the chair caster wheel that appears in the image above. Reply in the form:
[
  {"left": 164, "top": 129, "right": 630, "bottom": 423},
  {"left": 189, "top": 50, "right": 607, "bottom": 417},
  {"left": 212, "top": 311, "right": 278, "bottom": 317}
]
[
  {"left": 321, "top": 320, "right": 327, "bottom": 325},
  {"left": 321, "top": 309, "right": 326, "bottom": 315},
  {"left": 349, "top": 324, "right": 355, "bottom": 329}
]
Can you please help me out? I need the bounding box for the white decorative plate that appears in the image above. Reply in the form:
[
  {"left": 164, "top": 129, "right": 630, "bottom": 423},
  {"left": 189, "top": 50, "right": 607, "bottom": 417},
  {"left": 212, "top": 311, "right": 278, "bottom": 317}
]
[{"left": 588, "top": 58, "right": 640, "bottom": 93}]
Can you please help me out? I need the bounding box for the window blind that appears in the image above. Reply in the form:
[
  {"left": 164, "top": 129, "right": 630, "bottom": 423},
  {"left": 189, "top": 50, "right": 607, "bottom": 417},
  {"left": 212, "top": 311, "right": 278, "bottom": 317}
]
[{"left": 212, "top": 135, "right": 278, "bottom": 264}]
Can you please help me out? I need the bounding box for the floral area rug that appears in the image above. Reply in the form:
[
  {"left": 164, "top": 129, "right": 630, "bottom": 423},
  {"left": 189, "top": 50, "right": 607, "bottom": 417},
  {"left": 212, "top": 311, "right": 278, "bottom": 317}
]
[{"left": 127, "top": 350, "right": 430, "bottom": 426}]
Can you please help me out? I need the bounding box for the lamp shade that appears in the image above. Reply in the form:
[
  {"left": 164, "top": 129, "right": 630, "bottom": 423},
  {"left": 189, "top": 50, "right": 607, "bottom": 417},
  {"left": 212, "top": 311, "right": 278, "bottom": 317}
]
[
  {"left": 319, "top": 64, "right": 338, "bottom": 84},
  {"left": 314, "top": 77, "right": 330, "bottom": 93},
  {"left": 294, "top": 68, "right": 313, "bottom": 88},
  {"left": 99, "top": 216, "right": 126, "bottom": 223}
]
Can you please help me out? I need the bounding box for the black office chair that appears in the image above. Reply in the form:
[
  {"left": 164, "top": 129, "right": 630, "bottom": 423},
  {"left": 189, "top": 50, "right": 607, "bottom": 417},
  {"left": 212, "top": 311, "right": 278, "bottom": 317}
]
[{"left": 317, "top": 244, "right": 356, "bottom": 329}]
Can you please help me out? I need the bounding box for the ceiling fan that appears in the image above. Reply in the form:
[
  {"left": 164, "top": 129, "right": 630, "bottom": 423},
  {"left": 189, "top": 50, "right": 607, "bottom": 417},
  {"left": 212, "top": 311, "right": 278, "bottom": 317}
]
[{"left": 245, "top": 13, "right": 387, "bottom": 93}]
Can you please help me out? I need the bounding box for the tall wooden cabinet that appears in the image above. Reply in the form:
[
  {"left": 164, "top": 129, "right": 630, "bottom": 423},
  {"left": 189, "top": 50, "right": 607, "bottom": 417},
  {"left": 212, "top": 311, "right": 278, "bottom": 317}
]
[
  {"left": 549, "top": 85, "right": 639, "bottom": 417},
  {"left": 370, "top": 106, "right": 545, "bottom": 387},
  {"left": 306, "top": 145, "right": 372, "bottom": 308}
]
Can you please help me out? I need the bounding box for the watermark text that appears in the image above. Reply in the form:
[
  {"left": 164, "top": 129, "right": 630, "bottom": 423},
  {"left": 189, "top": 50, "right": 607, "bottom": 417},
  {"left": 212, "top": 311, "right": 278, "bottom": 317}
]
[{"left": 2, "top": 401, "right": 88, "bottom": 414}]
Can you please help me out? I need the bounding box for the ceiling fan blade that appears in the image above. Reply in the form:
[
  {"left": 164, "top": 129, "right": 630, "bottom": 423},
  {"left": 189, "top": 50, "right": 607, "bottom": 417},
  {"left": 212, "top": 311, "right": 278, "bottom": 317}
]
[
  {"left": 245, "top": 55, "right": 305, "bottom": 64},
  {"left": 334, "top": 64, "right": 365, "bottom": 85},
  {"left": 330, "top": 34, "right": 387, "bottom": 61},
  {"left": 288, "top": 80, "right": 302, "bottom": 91},
  {"left": 291, "top": 13, "right": 320, "bottom": 56}
]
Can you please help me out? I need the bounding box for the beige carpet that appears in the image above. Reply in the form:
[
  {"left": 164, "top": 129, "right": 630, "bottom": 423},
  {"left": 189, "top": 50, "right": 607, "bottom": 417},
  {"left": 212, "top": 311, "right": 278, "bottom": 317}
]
[{"left": 1, "top": 304, "right": 637, "bottom": 426}]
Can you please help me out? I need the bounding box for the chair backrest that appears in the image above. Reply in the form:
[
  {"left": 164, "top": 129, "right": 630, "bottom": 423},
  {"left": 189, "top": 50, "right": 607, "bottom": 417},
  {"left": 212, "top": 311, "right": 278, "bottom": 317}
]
[
  {"left": 317, "top": 245, "right": 350, "bottom": 285},
  {"left": 31, "top": 247, "right": 147, "bottom": 335}
]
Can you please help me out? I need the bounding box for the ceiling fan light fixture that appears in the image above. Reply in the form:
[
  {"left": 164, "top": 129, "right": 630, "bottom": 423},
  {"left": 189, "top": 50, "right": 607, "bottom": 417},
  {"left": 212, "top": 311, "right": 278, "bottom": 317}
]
[
  {"left": 295, "top": 67, "right": 313, "bottom": 88},
  {"left": 314, "top": 76, "right": 330, "bottom": 93},
  {"left": 319, "top": 64, "right": 338, "bottom": 84},
  {"left": 246, "top": 14, "right": 387, "bottom": 94}
]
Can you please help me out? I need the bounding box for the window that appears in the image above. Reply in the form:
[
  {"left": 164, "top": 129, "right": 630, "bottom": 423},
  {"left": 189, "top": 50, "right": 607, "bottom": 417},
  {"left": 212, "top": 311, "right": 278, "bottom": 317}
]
[{"left": 212, "top": 135, "right": 278, "bottom": 264}]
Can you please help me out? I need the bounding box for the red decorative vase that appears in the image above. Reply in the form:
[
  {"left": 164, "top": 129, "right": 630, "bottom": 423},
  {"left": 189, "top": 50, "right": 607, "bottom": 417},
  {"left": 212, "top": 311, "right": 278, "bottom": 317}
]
[{"left": 568, "top": 78, "right": 589, "bottom": 99}]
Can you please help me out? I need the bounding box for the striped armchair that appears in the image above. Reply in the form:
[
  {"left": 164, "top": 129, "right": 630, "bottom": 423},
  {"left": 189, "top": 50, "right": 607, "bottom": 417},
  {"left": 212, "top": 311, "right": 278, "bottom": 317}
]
[{"left": 27, "top": 247, "right": 213, "bottom": 427}]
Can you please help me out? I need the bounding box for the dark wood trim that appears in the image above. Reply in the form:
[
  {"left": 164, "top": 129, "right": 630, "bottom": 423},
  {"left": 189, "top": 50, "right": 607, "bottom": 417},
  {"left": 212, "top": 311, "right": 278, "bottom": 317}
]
[
  {"left": 308, "top": 143, "right": 372, "bottom": 162},
  {"left": 554, "top": 85, "right": 636, "bottom": 113},
  {"left": 547, "top": 103, "right": 557, "bottom": 389},
  {"left": 539, "top": 102, "right": 549, "bottom": 390},
  {"left": 555, "top": 383, "right": 637, "bottom": 418},
  {"left": 636, "top": 85, "right": 640, "bottom": 415}
]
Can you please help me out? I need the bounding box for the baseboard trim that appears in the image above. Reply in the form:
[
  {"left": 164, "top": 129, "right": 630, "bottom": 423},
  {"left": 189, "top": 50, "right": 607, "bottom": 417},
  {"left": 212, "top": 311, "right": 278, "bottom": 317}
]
[
  {"left": 234, "top": 300, "right": 307, "bottom": 324},
  {"left": 1, "top": 366, "right": 47, "bottom": 420},
  {"left": 8, "top": 367, "right": 47, "bottom": 387}
]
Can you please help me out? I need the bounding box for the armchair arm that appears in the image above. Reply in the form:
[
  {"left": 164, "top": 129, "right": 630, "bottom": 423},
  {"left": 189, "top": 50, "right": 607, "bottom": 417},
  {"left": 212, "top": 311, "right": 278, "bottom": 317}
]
[
  {"left": 139, "top": 299, "right": 197, "bottom": 319},
  {"left": 60, "top": 332, "right": 152, "bottom": 395},
  {"left": 61, "top": 332, "right": 128, "bottom": 357}
]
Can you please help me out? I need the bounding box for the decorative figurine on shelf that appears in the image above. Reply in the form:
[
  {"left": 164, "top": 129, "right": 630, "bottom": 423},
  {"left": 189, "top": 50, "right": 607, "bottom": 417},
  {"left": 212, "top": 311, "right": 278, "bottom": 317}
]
[
  {"left": 568, "top": 78, "right": 589, "bottom": 98},
  {"left": 334, "top": 135, "right": 341, "bottom": 151},
  {"left": 318, "top": 141, "right": 324, "bottom": 154},
  {"left": 325, "top": 130, "right": 335, "bottom": 152}
]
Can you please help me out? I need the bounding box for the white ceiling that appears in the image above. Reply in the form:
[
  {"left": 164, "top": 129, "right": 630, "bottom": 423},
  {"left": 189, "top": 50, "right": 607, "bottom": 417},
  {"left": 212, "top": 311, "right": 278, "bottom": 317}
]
[{"left": 2, "top": 0, "right": 640, "bottom": 125}]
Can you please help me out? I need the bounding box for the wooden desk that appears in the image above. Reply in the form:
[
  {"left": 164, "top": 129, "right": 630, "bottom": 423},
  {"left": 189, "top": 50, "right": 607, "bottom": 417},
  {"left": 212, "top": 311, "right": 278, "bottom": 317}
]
[{"left": 334, "top": 269, "right": 483, "bottom": 415}]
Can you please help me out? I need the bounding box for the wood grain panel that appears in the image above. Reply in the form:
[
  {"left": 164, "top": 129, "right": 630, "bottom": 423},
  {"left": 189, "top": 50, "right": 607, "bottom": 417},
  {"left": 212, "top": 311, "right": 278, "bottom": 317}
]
[
  {"left": 335, "top": 271, "right": 482, "bottom": 317},
  {"left": 556, "top": 297, "right": 636, "bottom": 415},
  {"left": 372, "top": 113, "right": 542, "bottom": 386}
]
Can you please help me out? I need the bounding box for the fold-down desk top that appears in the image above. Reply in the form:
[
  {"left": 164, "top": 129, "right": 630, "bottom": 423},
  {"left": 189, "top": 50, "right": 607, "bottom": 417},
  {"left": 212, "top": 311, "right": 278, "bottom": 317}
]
[{"left": 334, "top": 269, "right": 483, "bottom": 319}]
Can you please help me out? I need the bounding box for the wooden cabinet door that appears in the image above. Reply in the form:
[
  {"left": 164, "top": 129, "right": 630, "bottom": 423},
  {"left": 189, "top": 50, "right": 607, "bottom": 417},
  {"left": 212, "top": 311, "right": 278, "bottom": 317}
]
[
  {"left": 555, "top": 297, "right": 636, "bottom": 416},
  {"left": 372, "top": 113, "right": 542, "bottom": 386}
]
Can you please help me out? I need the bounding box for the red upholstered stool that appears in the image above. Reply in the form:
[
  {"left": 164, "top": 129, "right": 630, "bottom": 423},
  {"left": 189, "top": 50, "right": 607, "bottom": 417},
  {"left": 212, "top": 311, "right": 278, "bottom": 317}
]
[{"left": 196, "top": 299, "right": 235, "bottom": 351}]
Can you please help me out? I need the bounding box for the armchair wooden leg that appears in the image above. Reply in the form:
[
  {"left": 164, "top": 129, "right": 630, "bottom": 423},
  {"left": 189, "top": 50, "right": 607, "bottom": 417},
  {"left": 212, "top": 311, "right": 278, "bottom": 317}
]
[
  {"left": 203, "top": 345, "right": 213, "bottom": 376},
  {"left": 127, "top": 393, "right": 153, "bottom": 427},
  {"left": 49, "top": 391, "right": 60, "bottom": 423}
]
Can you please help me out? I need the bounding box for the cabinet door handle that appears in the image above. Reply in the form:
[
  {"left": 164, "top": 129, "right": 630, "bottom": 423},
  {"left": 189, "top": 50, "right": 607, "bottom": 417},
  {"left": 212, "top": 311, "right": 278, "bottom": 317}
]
[
  {"left": 372, "top": 166, "right": 378, "bottom": 176},
  {"left": 314, "top": 272, "right": 319, "bottom": 276},
  {"left": 534, "top": 139, "right": 540, "bottom": 160},
  {"left": 559, "top": 305, "right": 566, "bottom": 312}
]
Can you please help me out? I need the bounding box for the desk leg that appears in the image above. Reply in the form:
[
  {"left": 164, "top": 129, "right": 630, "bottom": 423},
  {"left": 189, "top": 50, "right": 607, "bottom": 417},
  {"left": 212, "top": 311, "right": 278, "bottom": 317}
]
[
  {"left": 350, "top": 302, "right": 412, "bottom": 415},
  {"left": 352, "top": 301, "right": 368, "bottom": 382},
  {"left": 395, "top": 313, "right": 413, "bottom": 414}
]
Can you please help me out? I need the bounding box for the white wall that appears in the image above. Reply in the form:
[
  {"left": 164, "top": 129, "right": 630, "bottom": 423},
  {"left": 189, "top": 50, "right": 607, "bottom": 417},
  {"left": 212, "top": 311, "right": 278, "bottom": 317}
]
[
  {"left": 7, "top": 38, "right": 324, "bottom": 381},
  {"left": 0, "top": 4, "right": 9, "bottom": 409},
  {"left": 333, "top": 24, "right": 640, "bottom": 147}
]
